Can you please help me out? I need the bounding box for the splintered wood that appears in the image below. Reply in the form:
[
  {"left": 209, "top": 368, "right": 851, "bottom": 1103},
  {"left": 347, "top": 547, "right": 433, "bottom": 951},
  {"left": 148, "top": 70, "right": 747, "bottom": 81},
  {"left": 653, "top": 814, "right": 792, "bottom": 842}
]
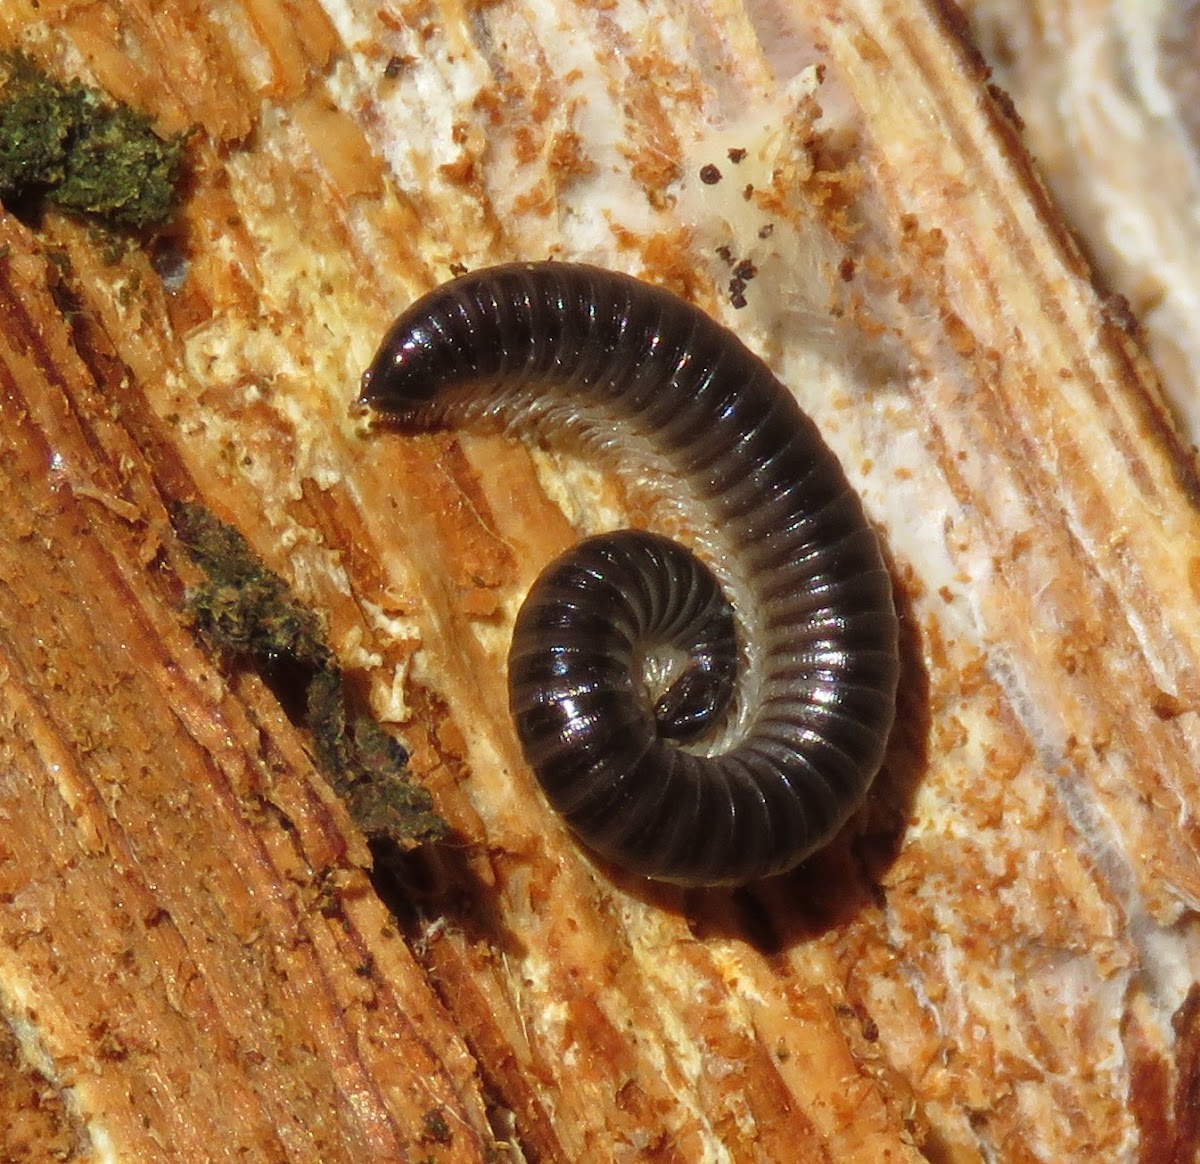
[{"left": 1, "top": 1, "right": 1198, "bottom": 1161}]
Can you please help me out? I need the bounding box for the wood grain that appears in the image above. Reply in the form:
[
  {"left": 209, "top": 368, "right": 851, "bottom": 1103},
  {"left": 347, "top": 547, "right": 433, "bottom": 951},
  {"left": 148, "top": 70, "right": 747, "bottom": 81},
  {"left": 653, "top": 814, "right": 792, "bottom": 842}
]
[{"left": 1, "top": 1, "right": 1198, "bottom": 1160}]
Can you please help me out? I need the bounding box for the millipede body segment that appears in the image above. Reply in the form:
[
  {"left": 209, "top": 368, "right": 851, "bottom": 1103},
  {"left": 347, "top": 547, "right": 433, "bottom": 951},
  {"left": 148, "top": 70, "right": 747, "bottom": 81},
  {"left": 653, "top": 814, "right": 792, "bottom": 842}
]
[{"left": 360, "top": 262, "right": 899, "bottom": 886}]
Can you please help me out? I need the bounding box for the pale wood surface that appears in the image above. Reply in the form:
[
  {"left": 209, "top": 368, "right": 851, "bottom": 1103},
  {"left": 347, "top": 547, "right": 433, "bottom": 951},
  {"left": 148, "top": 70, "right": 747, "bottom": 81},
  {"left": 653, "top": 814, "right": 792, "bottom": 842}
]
[{"left": 1, "top": 2, "right": 1198, "bottom": 1160}]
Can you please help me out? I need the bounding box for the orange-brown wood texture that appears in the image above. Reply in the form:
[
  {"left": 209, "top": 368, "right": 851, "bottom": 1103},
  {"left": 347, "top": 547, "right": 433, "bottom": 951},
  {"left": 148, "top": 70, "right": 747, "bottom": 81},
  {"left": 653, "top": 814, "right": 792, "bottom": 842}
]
[{"left": 2, "top": 1, "right": 1200, "bottom": 1161}]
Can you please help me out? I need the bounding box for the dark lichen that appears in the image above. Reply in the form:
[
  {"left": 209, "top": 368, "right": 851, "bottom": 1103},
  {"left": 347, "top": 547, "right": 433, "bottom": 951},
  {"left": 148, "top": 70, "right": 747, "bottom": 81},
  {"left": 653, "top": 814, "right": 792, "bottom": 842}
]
[
  {"left": 173, "top": 501, "right": 331, "bottom": 674},
  {"left": 0, "top": 51, "right": 187, "bottom": 229},
  {"left": 173, "top": 502, "right": 448, "bottom": 849},
  {"left": 422, "top": 1107, "right": 453, "bottom": 1145},
  {"left": 307, "top": 668, "right": 449, "bottom": 846}
]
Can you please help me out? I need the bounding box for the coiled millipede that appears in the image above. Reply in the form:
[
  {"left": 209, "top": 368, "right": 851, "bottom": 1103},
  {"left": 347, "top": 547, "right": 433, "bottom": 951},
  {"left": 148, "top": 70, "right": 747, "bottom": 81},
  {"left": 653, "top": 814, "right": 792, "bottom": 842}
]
[{"left": 360, "top": 262, "right": 899, "bottom": 887}]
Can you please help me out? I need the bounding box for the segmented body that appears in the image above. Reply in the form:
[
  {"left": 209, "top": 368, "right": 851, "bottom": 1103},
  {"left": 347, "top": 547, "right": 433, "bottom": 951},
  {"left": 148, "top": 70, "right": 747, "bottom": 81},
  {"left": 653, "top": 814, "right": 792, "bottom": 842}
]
[{"left": 360, "top": 262, "right": 899, "bottom": 886}]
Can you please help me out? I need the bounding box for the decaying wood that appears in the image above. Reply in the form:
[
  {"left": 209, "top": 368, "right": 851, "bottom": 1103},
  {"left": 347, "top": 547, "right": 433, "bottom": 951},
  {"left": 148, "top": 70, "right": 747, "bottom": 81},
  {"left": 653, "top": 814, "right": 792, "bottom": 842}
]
[
  {"left": 962, "top": 0, "right": 1200, "bottom": 441},
  {"left": 2, "top": 1, "right": 1199, "bottom": 1161}
]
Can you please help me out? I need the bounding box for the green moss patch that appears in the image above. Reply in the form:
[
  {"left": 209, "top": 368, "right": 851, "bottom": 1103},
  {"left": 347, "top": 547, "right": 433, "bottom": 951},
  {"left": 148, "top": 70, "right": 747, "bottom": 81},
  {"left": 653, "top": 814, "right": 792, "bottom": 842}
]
[
  {"left": 0, "top": 51, "right": 187, "bottom": 229},
  {"left": 174, "top": 502, "right": 449, "bottom": 849}
]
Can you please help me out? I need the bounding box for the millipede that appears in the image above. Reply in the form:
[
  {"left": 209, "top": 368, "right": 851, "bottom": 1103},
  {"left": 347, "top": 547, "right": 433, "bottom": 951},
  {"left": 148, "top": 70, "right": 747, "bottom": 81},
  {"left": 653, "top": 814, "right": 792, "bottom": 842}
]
[{"left": 359, "top": 262, "right": 899, "bottom": 887}]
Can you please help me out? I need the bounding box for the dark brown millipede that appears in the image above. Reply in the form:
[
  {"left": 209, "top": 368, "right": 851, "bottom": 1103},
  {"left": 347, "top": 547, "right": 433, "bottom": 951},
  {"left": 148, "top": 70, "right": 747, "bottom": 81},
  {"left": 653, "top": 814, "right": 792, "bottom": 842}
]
[{"left": 359, "top": 262, "right": 899, "bottom": 887}]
